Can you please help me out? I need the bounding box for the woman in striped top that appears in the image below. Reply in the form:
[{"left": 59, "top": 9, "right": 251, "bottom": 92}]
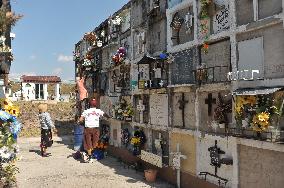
[{"left": 38, "top": 104, "right": 54, "bottom": 157}]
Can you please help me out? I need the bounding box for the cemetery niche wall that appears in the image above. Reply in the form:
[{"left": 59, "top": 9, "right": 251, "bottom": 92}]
[
  {"left": 198, "top": 91, "right": 232, "bottom": 133},
  {"left": 171, "top": 92, "right": 196, "bottom": 129},
  {"left": 149, "top": 93, "right": 169, "bottom": 127},
  {"left": 196, "top": 39, "right": 231, "bottom": 84},
  {"left": 237, "top": 24, "right": 284, "bottom": 80}
]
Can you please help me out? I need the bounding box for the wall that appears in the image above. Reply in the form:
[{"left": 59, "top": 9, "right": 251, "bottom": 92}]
[
  {"left": 170, "top": 133, "right": 196, "bottom": 174},
  {"left": 201, "top": 39, "right": 231, "bottom": 82},
  {"left": 239, "top": 145, "right": 284, "bottom": 188},
  {"left": 237, "top": 23, "right": 284, "bottom": 79},
  {"left": 196, "top": 135, "right": 238, "bottom": 188},
  {"left": 198, "top": 90, "right": 231, "bottom": 132},
  {"left": 258, "top": 0, "right": 282, "bottom": 20},
  {"left": 172, "top": 92, "right": 196, "bottom": 129},
  {"left": 148, "top": 19, "right": 167, "bottom": 54},
  {"left": 149, "top": 94, "right": 169, "bottom": 126},
  {"left": 236, "top": 0, "right": 254, "bottom": 26}
]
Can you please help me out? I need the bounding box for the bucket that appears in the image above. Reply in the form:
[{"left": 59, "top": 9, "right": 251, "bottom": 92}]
[
  {"left": 144, "top": 169, "right": 158, "bottom": 183},
  {"left": 74, "top": 125, "right": 84, "bottom": 151}
]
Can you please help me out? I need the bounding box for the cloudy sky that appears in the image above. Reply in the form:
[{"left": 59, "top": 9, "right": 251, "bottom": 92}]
[{"left": 10, "top": 0, "right": 129, "bottom": 81}]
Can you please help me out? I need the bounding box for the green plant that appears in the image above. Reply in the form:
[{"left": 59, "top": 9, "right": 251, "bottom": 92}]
[
  {"left": 0, "top": 7, "right": 22, "bottom": 34},
  {"left": 0, "top": 162, "right": 19, "bottom": 187}
]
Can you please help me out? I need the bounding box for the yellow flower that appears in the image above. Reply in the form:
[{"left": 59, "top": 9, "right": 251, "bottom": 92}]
[{"left": 258, "top": 112, "right": 270, "bottom": 122}]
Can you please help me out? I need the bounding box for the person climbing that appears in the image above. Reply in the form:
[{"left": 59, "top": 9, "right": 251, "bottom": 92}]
[
  {"left": 38, "top": 104, "right": 54, "bottom": 157},
  {"left": 78, "top": 98, "right": 109, "bottom": 163}
]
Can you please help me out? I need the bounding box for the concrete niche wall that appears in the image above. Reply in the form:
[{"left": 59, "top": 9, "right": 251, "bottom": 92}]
[
  {"left": 239, "top": 145, "right": 284, "bottom": 188},
  {"left": 148, "top": 19, "right": 167, "bottom": 54},
  {"left": 196, "top": 135, "right": 238, "bottom": 188},
  {"left": 198, "top": 91, "right": 231, "bottom": 132},
  {"left": 236, "top": 0, "right": 254, "bottom": 26},
  {"left": 258, "top": 0, "right": 282, "bottom": 20},
  {"left": 237, "top": 23, "right": 284, "bottom": 79},
  {"left": 172, "top": 92, "right": 196, "bottom": 130},
  {"left": 170, "top": 133, "right": 196, "bottom": 175}
]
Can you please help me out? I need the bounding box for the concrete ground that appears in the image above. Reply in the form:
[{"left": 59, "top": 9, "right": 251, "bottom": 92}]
[{"left": 16, "top": 136, "right": 174, "bottom": 188}]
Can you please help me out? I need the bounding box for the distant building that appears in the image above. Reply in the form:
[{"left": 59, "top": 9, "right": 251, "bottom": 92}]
[{"left": 12, "top": 76, "right": 61, "bottom": 101}]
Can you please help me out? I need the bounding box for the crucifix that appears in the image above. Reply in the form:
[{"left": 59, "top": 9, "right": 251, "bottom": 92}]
[
  {"left": 205, "top": 93, "right": 216, "bottom": 116},
  {"left": 178, "top": 93, "right": 188, "bottom": 128},
  {"left": 137, "top": 99, "right": 145, "bottom": 124},
  {"left": 171, "top": 143, "right": 187, "bottom": 188}
]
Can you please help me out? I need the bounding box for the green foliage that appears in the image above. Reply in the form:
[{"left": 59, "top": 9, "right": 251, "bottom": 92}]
[
  {"left": 0, "top": 162, "right": 19, "bottom": 187},
  {"left": 0, "top": 7, "right": 22, "bottom": 34}
]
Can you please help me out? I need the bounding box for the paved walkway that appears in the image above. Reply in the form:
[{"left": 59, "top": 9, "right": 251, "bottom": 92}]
[{"left": 16, "top": 136, "right": 173, "bottom": 188}]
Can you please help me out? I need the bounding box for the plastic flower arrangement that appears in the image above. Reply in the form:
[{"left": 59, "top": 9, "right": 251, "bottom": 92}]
[
  {"left": 202, "top": 43, "right": 209, "bottom": 54},
  {"left": 130, "top": 129, "right": 146, "bottom": 155},
  {"left": 122, "top": 105, "right": 134, "bottom": 119},
  {"left": 112, "top": 47, "right": 126, "bottom": 66},
  {"left": 112, "top": 99, "right": 133, "bottom": 121},
  {"left": 94, "top": 142, "right": 107, "bottom": 150},
  {"left": 234, "top": 95, "right": 279, "bottom": 132}
]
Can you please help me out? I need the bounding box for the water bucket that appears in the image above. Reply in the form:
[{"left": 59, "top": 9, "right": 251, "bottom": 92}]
[{"left": 74, "top": 125, "right": 84, "bottom": 151}]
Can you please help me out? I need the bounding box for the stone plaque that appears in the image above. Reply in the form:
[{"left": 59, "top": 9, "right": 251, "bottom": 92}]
[
  {"left": 170, "top": 48, "right": 198, "bottom": 85},
  {"left": 150, "top": 94, "right": 168, "bottom": 126}
]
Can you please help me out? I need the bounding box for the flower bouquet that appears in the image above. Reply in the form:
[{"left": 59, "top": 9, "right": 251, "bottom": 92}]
[
  {"left": 130, "top": 129, "right": 146, "bottom": 156},
  {"left": 234, "top": 95, "right": 280, "bottom": 135}
]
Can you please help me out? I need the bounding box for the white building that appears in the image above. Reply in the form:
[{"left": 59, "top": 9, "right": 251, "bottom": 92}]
[{"left": 12, "top": 76, "right": 61, "bottom": 101}]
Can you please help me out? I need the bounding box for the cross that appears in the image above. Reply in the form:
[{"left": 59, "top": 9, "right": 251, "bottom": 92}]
[
  {"left": 178, "top": 93, "right": 188, "bottom": 128},
  {"left": 205, "top": 93, "right": 216, "bottom": 116},
  {"left": 170, "top": 143, "right": 187, "bottom": 188},
  {"left": 137, "top": 100, "right": 145, "bottom": 124}
]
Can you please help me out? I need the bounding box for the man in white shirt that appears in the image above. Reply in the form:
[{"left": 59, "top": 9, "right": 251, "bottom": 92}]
[{"left": 79, "top": 98, "right": 109, "bottom": 162}]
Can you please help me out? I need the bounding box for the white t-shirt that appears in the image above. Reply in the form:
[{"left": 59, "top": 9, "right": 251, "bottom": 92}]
[{"left": 82, "top": 108, "right": 104, "bottom": 128}]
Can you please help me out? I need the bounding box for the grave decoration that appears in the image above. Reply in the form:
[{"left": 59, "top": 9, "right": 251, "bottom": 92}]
[
  {"left": 195, "top": 63, "right": 208, "bottom": 83},
  {"left": 178, "top": 93, "right": 188, "bottom": 128},
  {"left": 112, "top": 47, "right": 127, "bottom": 66},
  {"left": 130, "top": 129, "right": 146, "bottom": 156},
  {"left": 73, "top": 51, "right": 80, "bottom": 61},
  {"left": 170, "top": 12, "right": 184, "bottom": 44},
  {"left": 138, "top": 55, "right": 167, "bottom": 89},
  {"left": 199, "top": 0, "right": 211, "bottom": 44},
  {"left": 213, "top": 93, "right": 232, "bottom": 128},
  {"left": 81, "top": 52, "right": 94, "bottom": 67},
  {"left": 0, "top": 99, "right": 22, "bottom": 187},
  {"left": 121, "top": 128, "right": 131, "bottom": 147},
  {"left": 201, "top": 43, "right": 209, "bottom": 54},
  {"left": 83, "top": 32, "right": 96, "bottom": 44},
  {"left": 199, "top": 140, "right": 232, "bottom": 187},
  {"left": 234, "top": 93, "right": 282, "bottom": 133},
  {"left": 112, "top": 99, "right": 134, "bottom": 121}
]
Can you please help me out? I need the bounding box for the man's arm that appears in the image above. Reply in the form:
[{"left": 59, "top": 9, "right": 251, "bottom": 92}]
[{"left": 78, "top": 116, "right": 85, "bottom": 124}]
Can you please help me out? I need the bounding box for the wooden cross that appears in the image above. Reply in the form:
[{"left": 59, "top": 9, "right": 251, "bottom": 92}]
[
  {"left": 137, "top": 100, "right": 145, "bottom": 124},
  {"left": 205, "top": 93, "right": 216, "bottom": 116},
  {"left": 178, "top": 93, "right": 188, "bottom": 128}
]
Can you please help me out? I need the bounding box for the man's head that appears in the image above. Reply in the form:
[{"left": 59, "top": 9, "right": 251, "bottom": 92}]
[{"left": 90, "top": 99, "right": 97, "bottom": 108}]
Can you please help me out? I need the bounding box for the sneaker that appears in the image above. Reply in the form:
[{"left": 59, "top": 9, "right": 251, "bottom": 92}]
[{"left": 81, "top": 152, "right": 88, "bottom": 162}]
